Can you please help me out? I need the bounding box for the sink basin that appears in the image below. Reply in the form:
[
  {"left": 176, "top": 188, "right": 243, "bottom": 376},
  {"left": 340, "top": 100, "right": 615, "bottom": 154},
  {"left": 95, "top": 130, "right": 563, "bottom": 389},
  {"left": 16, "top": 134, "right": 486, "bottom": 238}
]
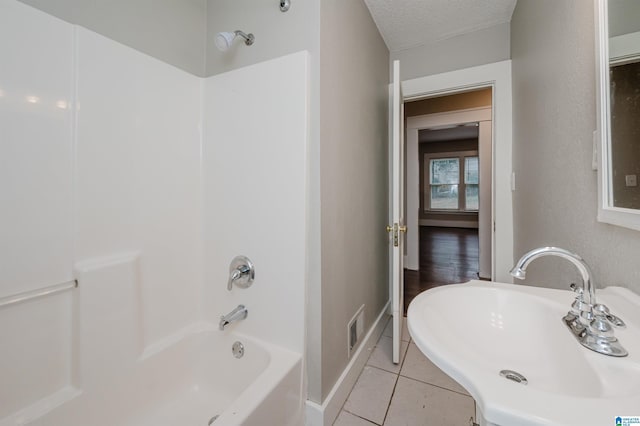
[{"left": 407, "top": 280, "right": 640, "bottom": 426}]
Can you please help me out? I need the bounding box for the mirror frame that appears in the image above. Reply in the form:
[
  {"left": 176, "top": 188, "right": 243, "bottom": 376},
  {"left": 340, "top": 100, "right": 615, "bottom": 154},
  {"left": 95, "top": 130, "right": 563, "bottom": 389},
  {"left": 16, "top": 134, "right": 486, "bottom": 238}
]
[{"left": 595, "top": 0, "right": 640, "bottom": 231}]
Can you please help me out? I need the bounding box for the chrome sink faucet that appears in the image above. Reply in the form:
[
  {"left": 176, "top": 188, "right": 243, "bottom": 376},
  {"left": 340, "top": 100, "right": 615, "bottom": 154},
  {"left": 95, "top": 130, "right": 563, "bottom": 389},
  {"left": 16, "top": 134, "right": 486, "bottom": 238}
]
[
  {"left": 510, "top": 247, "right": 596, "bottom": 308},
  {"left": 219, "top": 304, "right": 248, "bottom": 331},
  {"left": 511, "top": 247, "right": 628, "bottom": 357}
]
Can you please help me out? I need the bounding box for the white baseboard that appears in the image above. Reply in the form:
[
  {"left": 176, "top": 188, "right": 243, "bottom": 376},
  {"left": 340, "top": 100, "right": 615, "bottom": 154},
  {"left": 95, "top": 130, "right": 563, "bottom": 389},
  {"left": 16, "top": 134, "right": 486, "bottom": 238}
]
[
  {"left": 419, "top": 219, "right": 479, "bottom": 228},
  {"left": 305, "top": 301, "right": 390, "bottom": 426}
]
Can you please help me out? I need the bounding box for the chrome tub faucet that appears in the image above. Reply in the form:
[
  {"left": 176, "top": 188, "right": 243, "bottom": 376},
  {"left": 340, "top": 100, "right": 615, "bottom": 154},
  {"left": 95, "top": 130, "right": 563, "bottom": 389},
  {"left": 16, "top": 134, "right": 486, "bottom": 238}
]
[
  {"left": 511, "top": 247, "right": 628, "bottom": 357},
  {"left": 219, "top": 304, "right": 248, "bottom": 331}
]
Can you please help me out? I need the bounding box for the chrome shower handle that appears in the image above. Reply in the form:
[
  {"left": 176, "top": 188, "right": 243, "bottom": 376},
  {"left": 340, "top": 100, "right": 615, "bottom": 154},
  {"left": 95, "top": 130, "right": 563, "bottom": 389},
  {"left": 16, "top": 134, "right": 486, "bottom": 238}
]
[{"left": 227, "top": 256, "right": 255, "bottom": 291}]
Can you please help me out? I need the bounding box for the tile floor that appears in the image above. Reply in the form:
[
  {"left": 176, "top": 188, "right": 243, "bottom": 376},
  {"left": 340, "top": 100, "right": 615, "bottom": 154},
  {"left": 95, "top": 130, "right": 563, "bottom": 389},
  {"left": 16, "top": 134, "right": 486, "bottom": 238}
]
[{"left": 334, "top": 317, "right": 477, "bottom": 426}]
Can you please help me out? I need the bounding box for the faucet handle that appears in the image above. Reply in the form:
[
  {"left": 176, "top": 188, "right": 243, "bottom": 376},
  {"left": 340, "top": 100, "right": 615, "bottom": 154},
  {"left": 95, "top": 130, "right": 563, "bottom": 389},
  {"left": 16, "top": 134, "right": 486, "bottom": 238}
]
[
  {"left": 590, "top": 304, "right": 614, "bottom": 337},
  {"left": 594, "top": 303, "right": 626, "bottom": 329},
  {"left": 227, "top": 256, "right": 255, "bottom": 291},
  {"left": 594, "top": 303, "right": 610, "bottom": 315}
]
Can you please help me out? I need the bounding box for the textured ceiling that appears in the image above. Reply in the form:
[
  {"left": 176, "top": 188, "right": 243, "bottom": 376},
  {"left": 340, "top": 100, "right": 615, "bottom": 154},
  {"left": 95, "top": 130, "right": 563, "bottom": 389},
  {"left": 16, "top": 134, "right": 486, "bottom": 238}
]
[{"left": 364, "top": 0, "right": 517, "bottom": 51}]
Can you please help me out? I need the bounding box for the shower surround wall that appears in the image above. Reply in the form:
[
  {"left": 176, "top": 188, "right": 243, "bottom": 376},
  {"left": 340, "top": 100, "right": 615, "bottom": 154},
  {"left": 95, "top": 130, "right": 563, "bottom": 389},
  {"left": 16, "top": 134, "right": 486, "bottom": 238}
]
[
  {"left": 75, "top": 27, "right": 204, "bottom": 348},
  {"left": 0, "top": 0, "right": 307, "bottom": 421},
  {"left": 202, "top": 52, "right": 308, "bottom": 353},
  {"left": 0, "top": 2, "right": 75, "bottom": 414}
]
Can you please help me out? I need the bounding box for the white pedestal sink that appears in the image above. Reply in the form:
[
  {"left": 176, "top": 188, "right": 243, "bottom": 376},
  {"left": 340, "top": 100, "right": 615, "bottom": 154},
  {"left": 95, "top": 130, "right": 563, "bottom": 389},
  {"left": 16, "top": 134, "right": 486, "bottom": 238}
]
[{"left": 407, "top": 280, "right": 640, "bottom": 426}]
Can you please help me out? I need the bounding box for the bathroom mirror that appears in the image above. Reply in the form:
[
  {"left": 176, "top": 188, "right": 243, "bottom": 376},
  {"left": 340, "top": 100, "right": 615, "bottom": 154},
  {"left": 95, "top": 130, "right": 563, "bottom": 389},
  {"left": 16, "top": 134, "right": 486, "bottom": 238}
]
[{"left": 596, "top": 0, "right": 640, "bottom": 231}]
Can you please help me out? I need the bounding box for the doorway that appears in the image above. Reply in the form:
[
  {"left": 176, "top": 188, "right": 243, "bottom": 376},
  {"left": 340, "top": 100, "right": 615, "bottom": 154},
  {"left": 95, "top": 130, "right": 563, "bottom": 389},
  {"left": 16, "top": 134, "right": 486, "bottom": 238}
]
[
  {"left": 404, "top": 227, "right": 479, "bottom": 312},
  {"left": 403, "top": 89, "right": 493, "bottom": 312}
]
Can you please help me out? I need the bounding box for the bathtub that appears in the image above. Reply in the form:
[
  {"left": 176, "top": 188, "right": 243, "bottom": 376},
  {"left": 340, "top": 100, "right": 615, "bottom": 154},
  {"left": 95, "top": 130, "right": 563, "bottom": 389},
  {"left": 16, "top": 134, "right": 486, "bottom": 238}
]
[{"left": 3, "top": 323, "right": 303, "bottom": 426}]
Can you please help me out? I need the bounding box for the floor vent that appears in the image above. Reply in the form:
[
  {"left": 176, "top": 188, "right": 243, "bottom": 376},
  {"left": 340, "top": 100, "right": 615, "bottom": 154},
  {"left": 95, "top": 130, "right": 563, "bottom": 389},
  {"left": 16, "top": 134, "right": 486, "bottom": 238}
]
[{"left": 348, "top": 305, "right": 365, "bottom": 358}]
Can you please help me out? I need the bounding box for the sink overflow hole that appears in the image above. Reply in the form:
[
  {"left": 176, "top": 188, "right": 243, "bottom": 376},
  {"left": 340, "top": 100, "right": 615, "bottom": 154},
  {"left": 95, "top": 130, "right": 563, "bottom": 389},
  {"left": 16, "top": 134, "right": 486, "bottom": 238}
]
[
  {"left": 499, "top": 369, "right": 528, "bottom": 385},
  {"left": 208, "top": 415, "right": 219, "bottom": 425}
]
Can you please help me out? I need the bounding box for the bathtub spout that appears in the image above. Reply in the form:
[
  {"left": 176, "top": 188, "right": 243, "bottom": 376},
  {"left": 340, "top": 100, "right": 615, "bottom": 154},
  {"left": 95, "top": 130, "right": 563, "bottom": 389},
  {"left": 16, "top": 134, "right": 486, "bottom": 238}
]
[{"left": 219, "top": 304, "right": 248, "bottom": 330}]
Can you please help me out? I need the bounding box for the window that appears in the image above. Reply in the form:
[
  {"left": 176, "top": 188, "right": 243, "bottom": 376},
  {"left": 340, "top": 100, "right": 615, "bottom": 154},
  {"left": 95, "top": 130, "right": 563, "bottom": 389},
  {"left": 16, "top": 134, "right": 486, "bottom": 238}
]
[
  {"left": 426, "top": 152, "right": 479, "bottom": 212},
  {"left": 429, "top": 158, "right": 460, "bottom": 209},
  {"left": 464, "top": 156, "right": 479, "bottom": 210}
]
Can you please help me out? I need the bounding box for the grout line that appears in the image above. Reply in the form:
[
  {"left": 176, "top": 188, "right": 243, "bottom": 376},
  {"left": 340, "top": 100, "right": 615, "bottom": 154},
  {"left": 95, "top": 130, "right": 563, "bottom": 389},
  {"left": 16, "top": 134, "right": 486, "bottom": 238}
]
[
  {"left": 341, "top": 409, "right": 381, "bottom": 426},
  {"left": 363, "top": 364, "right": 398, "bottom": 376},
  {"left": 380, "top": 369, "right": 400, "bottom": 426},
  {"left": 337, "top": 316, "right": 415, "bottom": 426},
  {"left": 398, "top": 375, "right": 474, "bottom": 398},
  {"left": 399, "top": 343, "right": 471, "bottom": 397},
  {"left": 366, "top": 365, "right": 399, "bottom": 376},
  {"left": 335, "top": 329, "right": 390, "bottom": 426},
  {"left": 338, "top": 363, "right": 394, "bottom": 425},
  {"left": 380, "top": 336, "right": 411, "bottom": 425},
  {"left": 365, "top": 341, "right": 409, "bottom": 373}
]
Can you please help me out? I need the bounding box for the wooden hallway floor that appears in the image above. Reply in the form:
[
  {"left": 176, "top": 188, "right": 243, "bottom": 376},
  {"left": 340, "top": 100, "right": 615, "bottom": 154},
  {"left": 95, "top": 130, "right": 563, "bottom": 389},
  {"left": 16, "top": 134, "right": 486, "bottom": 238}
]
[{"left": 404, "top": 226, "right": 479, "bottom": 313}]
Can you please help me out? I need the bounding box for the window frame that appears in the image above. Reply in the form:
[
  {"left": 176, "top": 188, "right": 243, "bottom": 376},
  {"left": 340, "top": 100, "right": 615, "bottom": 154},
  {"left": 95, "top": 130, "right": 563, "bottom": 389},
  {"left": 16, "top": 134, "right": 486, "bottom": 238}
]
[{"left": 424, "top": 150, "right": 479, "bottom": 212}]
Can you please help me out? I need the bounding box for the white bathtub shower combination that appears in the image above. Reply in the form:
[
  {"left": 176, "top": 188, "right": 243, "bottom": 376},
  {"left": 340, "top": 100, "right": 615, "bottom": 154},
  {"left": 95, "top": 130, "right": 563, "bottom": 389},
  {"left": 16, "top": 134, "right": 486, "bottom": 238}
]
[
  {"left": 2, "top": 251, "right": 304, "bottom": 426},
  {"left": 0, "top": 1, "right": 308, "bottom": 424},
  {"left": 11, "top": 325, "right": 301, "bottom": 426}
]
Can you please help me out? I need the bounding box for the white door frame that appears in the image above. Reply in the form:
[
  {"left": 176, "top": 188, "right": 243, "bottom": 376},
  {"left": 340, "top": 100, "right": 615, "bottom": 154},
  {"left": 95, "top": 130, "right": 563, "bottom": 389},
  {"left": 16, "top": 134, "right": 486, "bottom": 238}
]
[
  {"left": 389, "top": 60, "right": 404, "bottom": 363},
  {"left": 406, "top": 107, "right": 492, "bottom": 278},
  {"left": 402, "top": 60, "right": 514, "bottom": 283}
]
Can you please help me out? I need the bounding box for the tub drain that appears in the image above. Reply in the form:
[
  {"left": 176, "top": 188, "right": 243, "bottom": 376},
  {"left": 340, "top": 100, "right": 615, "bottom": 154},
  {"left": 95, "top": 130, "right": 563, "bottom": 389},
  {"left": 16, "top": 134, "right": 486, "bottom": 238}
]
[
  {"left": 232, "top": 341, "right": 245, "bottom": 359},
  {"left": 499, "top": 369, "right": 528, "bottom": 385},
  {"left": 208, "top": 415, "right": 219, "bottom": 425}
]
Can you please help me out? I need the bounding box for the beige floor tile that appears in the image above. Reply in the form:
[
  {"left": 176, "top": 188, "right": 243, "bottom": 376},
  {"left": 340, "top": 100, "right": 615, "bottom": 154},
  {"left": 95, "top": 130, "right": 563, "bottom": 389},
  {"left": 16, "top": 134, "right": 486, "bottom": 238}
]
[
  {"left": 367, "top": 335, "right": 409, "bottom": 374},
  {"left": 400, "top": 343, "right": 469, "bottom": 395},
  {"left": 384, "top": 376, "right": 475, "bottom": 426},
  {"left": 333, "top": 410, "right": 378, "bottom": 426},
  {"left": 343, "top": 366, "right": 397, "bottom": 425},
  {"left": 382, "top": 316, "right": 410, "bottom": 342}
]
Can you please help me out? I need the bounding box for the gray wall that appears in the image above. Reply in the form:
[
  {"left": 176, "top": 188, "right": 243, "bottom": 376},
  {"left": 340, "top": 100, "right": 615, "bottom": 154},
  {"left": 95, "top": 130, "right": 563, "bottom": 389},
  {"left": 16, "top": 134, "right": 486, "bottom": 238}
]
[
  {"left": 18, "top": 0, "right": 323, "bottom": 77},
  {"left": 19, "top": 0, "right": 207, "bottom": 76},
  {"left": 609, "top": 0, "right": 640, "bottom": 37},
  {"left": 204, "top": 0, "right": 319, "bottom": 76},
  {"left": 314, "top": 0, "right": 390, "bottom": 403},
  {"left": 511, "top": 0, "right": 640, "bottom": 293},
  {"left": 391, "top": 23, "right": 511, "bottom": 81}
]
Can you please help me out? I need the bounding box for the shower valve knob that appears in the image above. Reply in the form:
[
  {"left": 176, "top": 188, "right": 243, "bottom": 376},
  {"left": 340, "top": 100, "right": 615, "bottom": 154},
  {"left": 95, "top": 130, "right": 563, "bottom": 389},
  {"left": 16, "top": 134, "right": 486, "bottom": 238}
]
[{"left": 227, "top": 256, "right": 255, "bottom": 291}]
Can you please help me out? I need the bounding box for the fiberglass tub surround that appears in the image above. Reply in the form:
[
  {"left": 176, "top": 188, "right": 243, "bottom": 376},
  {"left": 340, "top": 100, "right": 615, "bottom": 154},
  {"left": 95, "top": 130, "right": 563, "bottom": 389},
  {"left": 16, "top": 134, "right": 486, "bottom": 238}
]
[
  {"left": 23, "top": 318, "right": 301, "bottom": 426},
  {"left": 408, "top": 267, "right": 640, "bottom": 425},
  {"left": 2, "top": 252, "right": 303, "bottom": 426},
  {"left": 0, "top": 1, "right": 307, "bottom": 424}
]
